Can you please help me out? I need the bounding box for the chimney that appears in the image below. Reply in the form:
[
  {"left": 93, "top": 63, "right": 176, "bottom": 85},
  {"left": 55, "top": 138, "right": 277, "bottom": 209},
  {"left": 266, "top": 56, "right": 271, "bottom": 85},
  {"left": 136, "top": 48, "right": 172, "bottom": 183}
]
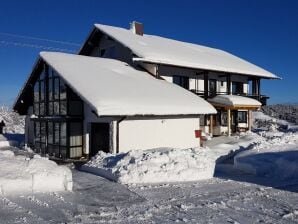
[{"left": 130, "top": 21, "right": 144, "bottom": 36}]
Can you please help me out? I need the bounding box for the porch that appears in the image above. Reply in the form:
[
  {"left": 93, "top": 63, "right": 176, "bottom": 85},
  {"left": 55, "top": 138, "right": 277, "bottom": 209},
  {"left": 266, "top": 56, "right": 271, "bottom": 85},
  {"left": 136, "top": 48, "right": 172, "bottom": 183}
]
[{"left": 204, "top": 95, "right": 262, "bottom": 136}]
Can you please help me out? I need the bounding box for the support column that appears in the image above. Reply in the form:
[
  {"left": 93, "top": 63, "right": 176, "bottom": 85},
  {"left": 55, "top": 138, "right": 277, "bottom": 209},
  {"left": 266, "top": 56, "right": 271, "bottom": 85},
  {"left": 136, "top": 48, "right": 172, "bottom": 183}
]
[
  {"left": 252, "top": 78, "right": 260, "bottom": 100},
  {"left": 210, "top": 114, "right": 213, "bottom": 136},
  {"left": 227, "top": 109, "right": 231, "bottom": 136},
  {"left": 248, "top": 110, "right": 252, "bottom": 132}
]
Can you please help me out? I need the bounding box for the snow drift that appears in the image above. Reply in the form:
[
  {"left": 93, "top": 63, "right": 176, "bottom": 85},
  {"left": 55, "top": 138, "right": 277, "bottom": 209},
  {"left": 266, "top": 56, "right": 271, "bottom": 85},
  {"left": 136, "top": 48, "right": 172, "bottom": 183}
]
[
  {"left": 0, "top": 149, "right": 72, "bottom": 195},
  {"left": 82, "top": 148, "right": 215, "bottom": 184},
  {"left": 233, "top": 112, "right": 298, "bottom": 180}
]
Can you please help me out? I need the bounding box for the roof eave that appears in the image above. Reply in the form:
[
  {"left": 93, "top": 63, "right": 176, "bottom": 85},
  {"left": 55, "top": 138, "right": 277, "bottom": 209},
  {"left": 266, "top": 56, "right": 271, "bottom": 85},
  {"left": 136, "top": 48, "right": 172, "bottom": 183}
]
[{"left": 133, "top": 57, "right": 281, "bottom": 80}]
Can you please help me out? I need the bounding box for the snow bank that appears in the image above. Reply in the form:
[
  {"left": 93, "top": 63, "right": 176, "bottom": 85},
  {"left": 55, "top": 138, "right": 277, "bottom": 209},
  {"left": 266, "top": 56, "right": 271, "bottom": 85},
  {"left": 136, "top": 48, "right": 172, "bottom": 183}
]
[
  {"left": 234, "top": 129, "right": 298, "bottom": 180},
  {"left": 82, "top": 148, "right": 215, "bottom": 184},
  {"left": 0, "top": 134, "right": 19, "bottom": 147},
  {"left": 0, "top": 149, "right": 72, "bottom": 195}
]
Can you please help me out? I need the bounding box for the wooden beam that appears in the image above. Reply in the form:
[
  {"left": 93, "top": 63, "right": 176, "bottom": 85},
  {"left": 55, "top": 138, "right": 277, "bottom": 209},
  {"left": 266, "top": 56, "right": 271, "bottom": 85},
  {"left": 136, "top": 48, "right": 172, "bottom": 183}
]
[
  {"left": 210, "top": 115, "right": 213, "bottom": 136},
  {"left": 227, "top": 109, "right": 231, "bottom": 136},
  {"left": 248, "top": 110, "right": 252, "bottom": 132}
]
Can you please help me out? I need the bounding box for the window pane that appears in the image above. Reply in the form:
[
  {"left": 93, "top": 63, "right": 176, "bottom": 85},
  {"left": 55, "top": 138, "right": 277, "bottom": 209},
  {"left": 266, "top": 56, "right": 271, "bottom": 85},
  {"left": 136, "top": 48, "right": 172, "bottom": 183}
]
[
  {"left": 54, "top": 123, "right": 60, "bottom": 144},
  {"left": 60, "top": 100, "right": 67, "bottom": 115},
  {"left": 54, "top": 102, "right": 59, "bottom": 115},
  {"left": 69, "top": 101, "right": 82, "bottom": 116},
  {"left": 40, "top": 122, "right": 46, "bottom": 143},
  {"left": 40, "top": 102, "right": 45, "bottom": 116},
  {"left": 48, "top": 144, "right": 54, "bottom": 155},
  {"left": 40, "top": 81, "right": 45, "bottom": 101},
  {"left": 48, "top": 102, "right": 53, "bottom": 116},
  {"left": 40, "top": 70, "right": 45, "bottom": 80},
  {"left": 34, "top": 103, "right": 39, "bottom": 116},
  {"left": 54, "top": 78, "right": 59, "bottom": 100},
  {"left": 70, "top": 147, "right": 82, "bottom": 158},
  {"left": 238, "top": 111, "right": 247, "bottom": 123},
  {"left": 221, "top": 112, "right": 228, "bottom": 126},
  {"left": 48, "top": 122, "right": 53, "bottom": 144},
  {"left": 35, "top": 142, "right": 41, "bottom": 153},
  {"left": 34, "top": 82, "right": 39, "bottom": 103},
  {"left": 48, "top": 78, "right": 53, "bottom": 101},
  {"left": 60, "top": 122, "right": 67, "bottom": 146},
  {"left": 60, "top": 147, "right": 67, "bottom": 158},
  {"left": 60, "top": 79, "right": 67, "bottom": 100},
  {"left": 70, "top": 122, "right": 82, "bottom": 146},
  {"left": 34, "top": 122, "right": 40, "bottom": 142}
]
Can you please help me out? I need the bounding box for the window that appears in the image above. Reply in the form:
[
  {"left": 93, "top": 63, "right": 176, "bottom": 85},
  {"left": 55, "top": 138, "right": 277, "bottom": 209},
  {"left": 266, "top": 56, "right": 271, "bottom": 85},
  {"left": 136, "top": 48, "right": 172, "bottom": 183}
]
[
  {"left": 32, "top": 64, "right": 84, "bottom": 159},
  {"left": 173, "top": 76, "right": 189, "bottom": 89},
  {"left": 221, "top": 112, "right": 228, "bottom": 126},
  {"left": 237, "top": 111, "right": 247, "bottom": 123},
  {"left": 69, "top": 122, "right": 83, "bottom": 158},
  {"left": 209, "top": 79, "right": 217, "bottom": 97},
  {"left": 232, "top": 82, "right": 244, "bottom": 95}
]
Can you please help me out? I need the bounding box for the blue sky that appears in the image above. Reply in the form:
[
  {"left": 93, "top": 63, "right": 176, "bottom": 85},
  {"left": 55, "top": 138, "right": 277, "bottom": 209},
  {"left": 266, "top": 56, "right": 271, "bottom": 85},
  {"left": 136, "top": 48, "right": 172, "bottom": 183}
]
[{"left": 0, "top": 0, "right": 297, "bottom": 106}]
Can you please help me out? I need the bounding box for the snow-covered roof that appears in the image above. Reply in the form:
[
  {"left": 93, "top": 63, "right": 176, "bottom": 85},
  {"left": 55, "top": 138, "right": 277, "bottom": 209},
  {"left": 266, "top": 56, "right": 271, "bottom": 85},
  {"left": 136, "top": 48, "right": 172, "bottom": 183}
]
[
  {"left": 208, "top": 95, "right": 262, "bottom": 108},
  {"left": 40, "top": 52, "right": 216, "bottom": 116},
  {"left": 94, "top": 24, "right": 279, "bottom": 79}
]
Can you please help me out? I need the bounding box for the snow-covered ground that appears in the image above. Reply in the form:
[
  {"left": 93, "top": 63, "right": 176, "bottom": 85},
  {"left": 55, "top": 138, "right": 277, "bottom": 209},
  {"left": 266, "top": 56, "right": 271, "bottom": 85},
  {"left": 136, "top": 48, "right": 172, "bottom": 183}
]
[{"left": 1, "top": 170, "right": 298, "bottom": 223}]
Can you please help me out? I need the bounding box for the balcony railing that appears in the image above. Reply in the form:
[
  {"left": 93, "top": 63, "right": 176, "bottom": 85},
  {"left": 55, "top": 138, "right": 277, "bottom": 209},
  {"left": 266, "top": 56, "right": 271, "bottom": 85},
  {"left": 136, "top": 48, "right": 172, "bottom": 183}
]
[{"left": 190, "top": 90, "right": 269, "bottom": 105}]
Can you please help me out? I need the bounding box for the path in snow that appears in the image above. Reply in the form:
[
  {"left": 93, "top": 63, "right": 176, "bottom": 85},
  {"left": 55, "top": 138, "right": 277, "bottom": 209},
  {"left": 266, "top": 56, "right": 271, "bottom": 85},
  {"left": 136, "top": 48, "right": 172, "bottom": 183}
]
[{"left": 1, "top": 169, "right": 298, "bottom": 223}]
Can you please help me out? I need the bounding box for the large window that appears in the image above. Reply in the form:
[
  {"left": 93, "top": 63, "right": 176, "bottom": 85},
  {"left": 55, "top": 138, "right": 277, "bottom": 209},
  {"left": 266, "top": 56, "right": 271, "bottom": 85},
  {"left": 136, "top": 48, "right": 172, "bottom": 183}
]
[
  {"left": 32, "top": 64, "right": 84, "bottom": 159},
  {"left": 34, "top": 121, "right": 82, "bottom": 158},
  {"left": 33, "top": 66, "right": 83, "bottom": 117}
]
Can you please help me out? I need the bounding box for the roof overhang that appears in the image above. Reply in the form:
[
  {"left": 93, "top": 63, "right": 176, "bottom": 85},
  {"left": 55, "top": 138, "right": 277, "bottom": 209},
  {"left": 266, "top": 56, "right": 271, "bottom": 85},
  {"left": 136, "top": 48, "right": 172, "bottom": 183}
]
[
  {"left": 133, "top": 58, "right": 282, "bottom": 80},
  {"left": 208, "top": 95, "right": 262, "bottom": 110}
]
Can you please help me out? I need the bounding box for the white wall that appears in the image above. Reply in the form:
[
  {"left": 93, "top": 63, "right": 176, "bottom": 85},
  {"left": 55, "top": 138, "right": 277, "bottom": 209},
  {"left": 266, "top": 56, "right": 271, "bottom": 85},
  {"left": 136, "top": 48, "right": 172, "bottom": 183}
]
[{"left": 118, "top": 117, "right": 200, "bottom": 152}]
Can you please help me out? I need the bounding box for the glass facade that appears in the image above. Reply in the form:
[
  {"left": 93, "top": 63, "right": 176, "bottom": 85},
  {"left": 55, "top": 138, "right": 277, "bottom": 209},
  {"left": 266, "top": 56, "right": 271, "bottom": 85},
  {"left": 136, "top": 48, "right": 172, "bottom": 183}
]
[{"left": 32, "top": 64, "right": 84, "bottom": 159}]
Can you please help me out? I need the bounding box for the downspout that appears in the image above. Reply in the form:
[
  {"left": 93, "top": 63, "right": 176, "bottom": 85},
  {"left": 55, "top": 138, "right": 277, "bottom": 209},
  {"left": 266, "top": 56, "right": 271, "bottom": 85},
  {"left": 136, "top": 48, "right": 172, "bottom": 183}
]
[{"left": 116, "top": 116, "right": 127, "bottom": 153}]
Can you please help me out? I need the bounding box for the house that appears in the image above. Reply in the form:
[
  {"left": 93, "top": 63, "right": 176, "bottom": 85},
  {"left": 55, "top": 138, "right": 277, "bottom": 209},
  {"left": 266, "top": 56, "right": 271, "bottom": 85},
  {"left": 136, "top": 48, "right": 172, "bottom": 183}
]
[
  {"left": 79, "top": 22, "right": 280, "bottom": 136},
  {"left": 13, "top": 52, "right": 216, "bottom": 160}
]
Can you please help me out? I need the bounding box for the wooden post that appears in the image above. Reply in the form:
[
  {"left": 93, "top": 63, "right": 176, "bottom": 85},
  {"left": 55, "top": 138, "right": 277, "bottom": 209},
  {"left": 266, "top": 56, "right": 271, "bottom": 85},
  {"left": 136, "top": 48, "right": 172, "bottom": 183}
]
[
  {"left": 248, "top": 110, "right": 252, "bottom": 132},
  {"left": 228, "top": 109, "right": 231, "bottom": 136},
  {"left": 210, "top": 114, "right": 213, "bottom": 136}
]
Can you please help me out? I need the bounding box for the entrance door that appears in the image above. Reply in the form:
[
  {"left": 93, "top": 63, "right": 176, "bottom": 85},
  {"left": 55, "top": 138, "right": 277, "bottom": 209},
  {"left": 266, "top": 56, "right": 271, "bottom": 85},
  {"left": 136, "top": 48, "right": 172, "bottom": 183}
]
[{"left": 90, "top": 123, "right": 110, "bottom": 156}]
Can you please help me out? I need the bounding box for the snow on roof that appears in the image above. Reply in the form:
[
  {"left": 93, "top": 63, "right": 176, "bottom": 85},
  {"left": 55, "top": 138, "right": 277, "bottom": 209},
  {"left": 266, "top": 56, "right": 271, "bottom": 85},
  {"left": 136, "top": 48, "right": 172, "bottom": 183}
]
[
  {"left": 95, "top": 24, "right": 279, "bottom": 79},
  {"left": 40, "top": 52, "right": 216, "bottom": 116},
  {"left": 208, "top": 95, "right": 262, "bottom": 107}
]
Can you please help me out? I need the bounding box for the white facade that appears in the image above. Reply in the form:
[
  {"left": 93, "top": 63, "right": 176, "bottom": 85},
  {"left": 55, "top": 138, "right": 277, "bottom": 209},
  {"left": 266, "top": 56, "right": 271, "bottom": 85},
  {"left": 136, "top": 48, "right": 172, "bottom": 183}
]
[
  {"left": 83, "top": 102, "right": 201, "bottom": 154},
  {"left": 118, "top": 117, "right": 200, "bottom": 152}
]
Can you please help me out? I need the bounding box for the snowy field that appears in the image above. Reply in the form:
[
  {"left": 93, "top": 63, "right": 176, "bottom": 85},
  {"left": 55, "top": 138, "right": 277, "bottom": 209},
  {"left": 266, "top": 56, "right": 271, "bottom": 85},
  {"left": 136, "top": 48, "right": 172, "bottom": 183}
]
[{"left": 0, "top": 110, "right": 298, "bottom": 223}]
